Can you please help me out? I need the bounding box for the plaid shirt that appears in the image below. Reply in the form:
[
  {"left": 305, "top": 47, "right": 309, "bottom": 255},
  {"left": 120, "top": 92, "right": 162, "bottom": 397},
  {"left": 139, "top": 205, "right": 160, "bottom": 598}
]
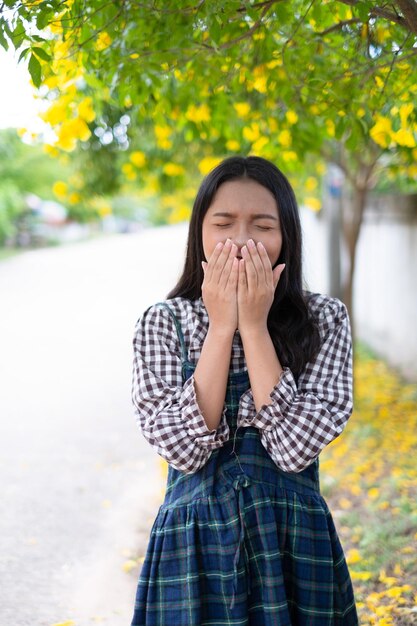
[{"left": 131, "top": 291, "right": 353, "bottom": 474}]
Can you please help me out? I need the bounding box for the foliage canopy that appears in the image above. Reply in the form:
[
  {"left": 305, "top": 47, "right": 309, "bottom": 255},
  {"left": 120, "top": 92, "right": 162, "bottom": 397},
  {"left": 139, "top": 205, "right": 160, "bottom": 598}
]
[{"left": 1, "top": 1, "right": 416, "bottom": 211}]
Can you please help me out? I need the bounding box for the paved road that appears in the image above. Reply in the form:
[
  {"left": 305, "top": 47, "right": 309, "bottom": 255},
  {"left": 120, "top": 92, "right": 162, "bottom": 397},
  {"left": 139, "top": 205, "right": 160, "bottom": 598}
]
[{"left": 0, "top": 224, "right": 188, "bottom": 626}]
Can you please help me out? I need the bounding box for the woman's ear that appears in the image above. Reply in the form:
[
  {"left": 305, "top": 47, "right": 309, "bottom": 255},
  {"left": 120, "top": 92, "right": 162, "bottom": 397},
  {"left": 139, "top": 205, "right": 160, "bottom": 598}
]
[{"left": 201, "top": 261, "right": 207, "bottom": 273}]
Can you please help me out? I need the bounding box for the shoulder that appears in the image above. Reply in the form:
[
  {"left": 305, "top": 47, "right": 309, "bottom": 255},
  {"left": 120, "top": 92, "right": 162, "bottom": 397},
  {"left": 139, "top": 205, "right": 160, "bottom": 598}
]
[
  {"left": 134, "top": 297, "right": 206, "bottom": 338},
  {"left": 303, "top": 290, "right": 350, "bottom": 332}
]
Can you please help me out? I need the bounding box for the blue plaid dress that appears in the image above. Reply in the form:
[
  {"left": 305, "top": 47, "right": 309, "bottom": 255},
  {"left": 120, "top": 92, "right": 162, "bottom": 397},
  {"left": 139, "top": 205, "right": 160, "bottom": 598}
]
[{"left": 131, "top": 303, "right": 358, "bottom": 626}]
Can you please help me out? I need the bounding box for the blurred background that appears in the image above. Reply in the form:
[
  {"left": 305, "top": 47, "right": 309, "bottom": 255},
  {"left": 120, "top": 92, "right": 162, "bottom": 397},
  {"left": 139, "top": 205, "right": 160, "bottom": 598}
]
[{"left": 0, "top": 3, "right": 416, "bottom": 625}]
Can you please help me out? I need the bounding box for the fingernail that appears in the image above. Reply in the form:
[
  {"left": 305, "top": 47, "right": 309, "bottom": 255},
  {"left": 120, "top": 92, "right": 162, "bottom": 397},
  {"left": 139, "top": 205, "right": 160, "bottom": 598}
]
[
  {"left": 247, "top": 239, "right": 255, "bottom": 248},
  {"left": 242, "top": 245, "right": 248, "bottom": 256},
  {"left": 216, "top": 242, "right": 223, "bottom": 249},
  {"left": 225, "top": 238, "right": 232, "bottom": 248}
]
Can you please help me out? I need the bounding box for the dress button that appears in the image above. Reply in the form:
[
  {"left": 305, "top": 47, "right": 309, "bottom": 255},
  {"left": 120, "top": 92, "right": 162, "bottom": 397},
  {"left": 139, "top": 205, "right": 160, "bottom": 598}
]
[{"left": 233, "top": 475, "right": 251, "bottom": 490}]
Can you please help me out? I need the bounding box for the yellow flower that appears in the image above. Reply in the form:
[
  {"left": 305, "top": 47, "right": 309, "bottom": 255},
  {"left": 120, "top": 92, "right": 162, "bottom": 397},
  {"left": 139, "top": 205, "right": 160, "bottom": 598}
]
[
  {"left": 399, "top": 103, "right": 414, "bottom": 127},
  {"left": 282, "top": 151, "right": 297, "bottom": 163},
  {"left": 325, "top": 119, "right": 335, "bottom": 137},
  {"left": 42, "top": 99, "right": 70, "bottom": 126},
  {"left": 305, "top": 177, "right": 318, "bottom": 191},
  {"left": 233, "top": 102, "right": 250, "bottom": 118},
  {"left": 226, "top": 140, "right": 241, "bottom": 151},
  {"left": 252, "top": 136, "right": 269, "bottom": 153},
  {"left": 392, "top": 128, "right": 416, "bottom": 148},
  {"left": 198, "top": 156, "right": 222, "bottom": 175},
  {"left": 43, "top": 144, "right": 59, "bottom": 158},
  {"left": 350, "top": 571, "right": 372, "bottom": 581},
  {"left": 252, "top": 75, "right": 267, "bottom": 93},
  {"left": 163, "top": 163, "right": 185, "bottom": 176},
  {"left": 122, "top": 163, "right": 137, "bottom": 180},
  {"left": 367, "top": 487, "right": 380, "bottom": 499},
  {"left": 130, "top": 151, "right": 146, "bottom": 168},
  {"left": 185, "top": 104, "right": 211, "bottom": 124},
  {"left": 370, "top": 116, "right": 392, "bottom": 148},
  {"left": 95, "top": 31, "right": 112, "bottom": 51},
  {"left": 278, "top": 130, "right": 292, "bottom": 148},
  {"left": 304, "top": 197, "right": 321, "bottom": 212},
  {"left": 97, "top": 202, "right": 112, "bottom": 217},
  {"left": 374, "top": 75, "right": 384, "bottom": 89},
  {"left": 56, "top": 118, "right": 91, "bottom": 152},
  {"left": 77, "top": 97, "right": 95, "bottom": 123},
  {"left": 338, "top": 497, "right": 352, "bottom": 509},
  {"left": 168, "top": 204, "right": 191, "bottom": 224},
  {"left": 52, "top": 181, "right": 68, "bottom": 198},
  {"left": 243, "top": 123, "right": 260, "bottom": 143},
  {"left": 346, "top": 548, "right": 361, "bottom": 564},
  {"left": 122, "top": 559, "right": 138, "bottom": 573},
  {"left": 286, "top": 110, "right": 298, "bottom": 125},
  {"left": 68, "top": 192, "right": 81, "bottom": 204},
  {"left": 154, "top": 125, "right": 172, "bottom": 150}
]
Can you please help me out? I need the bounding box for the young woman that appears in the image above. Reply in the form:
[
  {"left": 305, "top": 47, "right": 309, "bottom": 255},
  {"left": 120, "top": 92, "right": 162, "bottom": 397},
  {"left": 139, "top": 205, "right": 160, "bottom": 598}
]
[{"left": 130, "top": 156, "right": 358, "bottom": 625}]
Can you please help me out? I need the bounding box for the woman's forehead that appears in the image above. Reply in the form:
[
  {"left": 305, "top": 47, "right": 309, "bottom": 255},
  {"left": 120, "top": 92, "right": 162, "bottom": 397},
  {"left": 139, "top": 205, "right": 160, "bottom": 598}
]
[{"left": 208, "top": 179, "right": 278, "bottom": 214}]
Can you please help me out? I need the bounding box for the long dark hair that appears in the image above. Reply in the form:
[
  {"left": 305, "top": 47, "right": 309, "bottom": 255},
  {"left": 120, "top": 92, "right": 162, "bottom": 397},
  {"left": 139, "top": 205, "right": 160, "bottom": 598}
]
[{"left": 167, "top": 156, "right": 321, "bottom": 378}]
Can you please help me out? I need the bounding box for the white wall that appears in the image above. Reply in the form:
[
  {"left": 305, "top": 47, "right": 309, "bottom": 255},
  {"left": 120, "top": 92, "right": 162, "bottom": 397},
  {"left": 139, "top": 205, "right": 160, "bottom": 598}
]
[{"left": 300, "top": 196, "right": 417, "bottom": 381}]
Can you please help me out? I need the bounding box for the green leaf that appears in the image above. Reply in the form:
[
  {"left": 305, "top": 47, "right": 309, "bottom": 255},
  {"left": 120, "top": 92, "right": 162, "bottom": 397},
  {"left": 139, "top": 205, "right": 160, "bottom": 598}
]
[
  {"left": 0, "top": 20, "right": 9, "bottom": 51},
  {"left": 18, "top": 47, "right": 31, "bottom": 63},
  {"left": 356, "top": 2, "right": 371, "bottom": 22},
  {"left": 32, "top": 46, "right": 51, "bottom": 62},
  {"left": 37, "top": 10, "right": 53, "bottom": 30},
  {"left": 28, "top": 54, "right": 42, "bottom": 88},
  {"left": 11, "top": 20, "right": 26, "bottom": 49}
]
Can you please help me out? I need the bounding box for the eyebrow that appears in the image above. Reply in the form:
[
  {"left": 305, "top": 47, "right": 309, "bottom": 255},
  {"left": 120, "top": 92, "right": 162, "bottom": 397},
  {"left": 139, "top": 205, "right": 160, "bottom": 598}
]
[{"left": 211, "top": 211, "right": 278, "bottom": 221}]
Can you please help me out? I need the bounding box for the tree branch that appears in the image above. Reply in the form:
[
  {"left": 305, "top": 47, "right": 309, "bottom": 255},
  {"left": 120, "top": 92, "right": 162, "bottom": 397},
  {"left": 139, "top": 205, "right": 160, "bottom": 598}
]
[
  {"left": 395, "top": 0, "right": 417, "bottom": 34},
  {"left": 336, "top": 0, "right": 410, "bottom": 29},
  {"left": 316, "top": 18, "right": 361, "bottom": 36}
]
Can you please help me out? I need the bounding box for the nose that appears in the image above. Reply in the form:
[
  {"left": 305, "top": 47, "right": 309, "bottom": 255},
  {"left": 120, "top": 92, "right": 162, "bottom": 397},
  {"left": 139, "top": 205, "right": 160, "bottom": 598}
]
[{"left": 231, "top": 228, "right": 251, "bottom": 255}]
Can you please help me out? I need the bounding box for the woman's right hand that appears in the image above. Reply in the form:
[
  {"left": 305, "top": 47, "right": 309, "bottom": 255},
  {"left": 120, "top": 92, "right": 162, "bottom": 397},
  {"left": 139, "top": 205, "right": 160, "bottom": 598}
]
[{"left": 201, "top": 239, "right": 239, "bottom": 334}]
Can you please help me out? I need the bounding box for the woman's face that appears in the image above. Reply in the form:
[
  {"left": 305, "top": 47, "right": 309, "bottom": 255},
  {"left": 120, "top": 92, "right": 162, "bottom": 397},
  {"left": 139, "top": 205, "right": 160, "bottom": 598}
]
[{"left": 202, "top": 178, "right": 283, "bottom": 267}]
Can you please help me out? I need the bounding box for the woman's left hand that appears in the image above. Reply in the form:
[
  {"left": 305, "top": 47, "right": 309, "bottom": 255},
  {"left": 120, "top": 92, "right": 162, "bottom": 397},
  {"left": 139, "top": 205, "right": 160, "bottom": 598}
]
[{"left": 237, "top": 239, "right": 285, "bottom": 333}]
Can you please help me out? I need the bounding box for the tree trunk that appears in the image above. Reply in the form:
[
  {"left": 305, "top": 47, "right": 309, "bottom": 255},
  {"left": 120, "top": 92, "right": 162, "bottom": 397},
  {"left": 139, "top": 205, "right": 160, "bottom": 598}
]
[{"left": 342, "top": 182, "right": 368, "bottom": 343}]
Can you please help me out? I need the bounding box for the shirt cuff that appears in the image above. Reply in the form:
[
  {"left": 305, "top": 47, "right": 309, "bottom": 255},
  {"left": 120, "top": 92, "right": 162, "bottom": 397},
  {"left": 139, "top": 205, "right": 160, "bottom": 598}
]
[
  {"left": 180, "top": 374, "right": 230, "bottom": 448},
  {"left": 237, "top": 367, "right": 298, "bottom": 431}
]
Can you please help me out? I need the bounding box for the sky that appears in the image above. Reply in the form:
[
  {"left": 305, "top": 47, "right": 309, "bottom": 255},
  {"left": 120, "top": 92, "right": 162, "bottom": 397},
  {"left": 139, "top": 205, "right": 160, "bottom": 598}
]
[{"left": 0, "top": 47, "right": 46, "bottom": 132}]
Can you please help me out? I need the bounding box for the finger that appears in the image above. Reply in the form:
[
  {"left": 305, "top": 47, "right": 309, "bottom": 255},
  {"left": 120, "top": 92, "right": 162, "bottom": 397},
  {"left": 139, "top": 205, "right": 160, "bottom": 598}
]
[
  {"left": 219, "top": 243, "right": 238, "bottom": 287},
  {"left": 228, "top": 255, "right": 239, "bottom": 287},
  {"left": 212, "top": 239, "right": 234, "bottom": 283},
  {"left": 241, "top": 244, "right": 257, "bottom": 291},
  {"left": 256, "top": 241, "right": 273, "bottom": 287},
  {"left": 247, "top": 239, "right": 266, "bottom": 283},
  {"left": 272, "top": 263, "right": 286, "bottom": 289},
  {"left": 201, "top": 261, "right": 207, "bottom": 273},
  {"left": 205, "top": 241, "right": 225, "bottom": 281},
  {"left": 238, "top": 258, "right": 247, "bottom": 292}
]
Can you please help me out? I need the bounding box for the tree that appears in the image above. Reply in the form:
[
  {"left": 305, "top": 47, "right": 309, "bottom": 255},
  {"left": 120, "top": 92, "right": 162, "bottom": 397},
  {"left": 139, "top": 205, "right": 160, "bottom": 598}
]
[
  {"left": 0, "top": 128, "right": 73, "bottom": 244},
  {"left": 1, "top": 0, "right": 416, "bottom": 320}
]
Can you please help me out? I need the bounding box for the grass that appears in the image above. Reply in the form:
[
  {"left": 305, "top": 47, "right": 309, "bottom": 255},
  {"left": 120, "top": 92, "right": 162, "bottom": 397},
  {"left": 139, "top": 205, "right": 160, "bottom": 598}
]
[
  {"left": 0, "top": 247, "right": 24, "bottom": 262},
  {"left": 321, "top": 342, "right": 417, "bottom": 625}
]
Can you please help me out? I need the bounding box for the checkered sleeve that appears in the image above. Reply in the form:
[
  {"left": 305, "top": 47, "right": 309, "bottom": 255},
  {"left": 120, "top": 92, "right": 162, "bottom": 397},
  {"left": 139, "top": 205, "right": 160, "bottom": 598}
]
[
  {"left": 131, "top": 304, "right": 230, "bottom": 474},
  {"left": 237, "top": 297, "right": 353, "bottom": 473}
]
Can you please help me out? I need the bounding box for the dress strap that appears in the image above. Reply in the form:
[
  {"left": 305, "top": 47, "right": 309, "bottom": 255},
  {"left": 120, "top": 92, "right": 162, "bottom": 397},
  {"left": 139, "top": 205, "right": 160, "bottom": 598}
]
[{"left": 154, "top": 302, "right": 188, "bottom": 364}]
